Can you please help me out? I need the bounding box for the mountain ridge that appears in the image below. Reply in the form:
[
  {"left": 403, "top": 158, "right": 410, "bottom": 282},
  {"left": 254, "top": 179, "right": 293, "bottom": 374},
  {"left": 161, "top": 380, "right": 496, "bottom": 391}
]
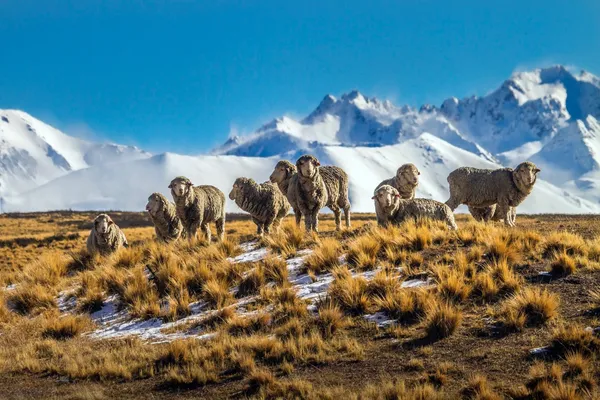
[{"left": 4, "top": 65, "right": 600, "bottom": 214}]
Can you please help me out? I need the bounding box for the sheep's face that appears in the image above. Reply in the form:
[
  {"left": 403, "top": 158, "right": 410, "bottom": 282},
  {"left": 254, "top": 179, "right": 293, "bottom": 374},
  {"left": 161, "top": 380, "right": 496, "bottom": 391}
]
[
  {"left": 228, "top": 183, "right": 240, "bottom": 201},
  {"left": 269, "top": 163, "right": 290, "bottom": 183},
  {"left": 372, "top": 185, "right": 400, "bottom": 208},
  {"left": 146, "top": 194, "right": 162, "bottom": 215},
  {"left": 397, "top": 164, "right": 420, "bottom": 186},
  {"left": 515, "top": 162, "right": 540, "bottom": 186},
  {"left": 297, "top": 155, "right": 320, "bottom": 178},
  {"left": 94, "top": 214, "right": 113, "bottom": 235},
  {"left": 169, "top": 177, "right": 192, "bottom": 198}
]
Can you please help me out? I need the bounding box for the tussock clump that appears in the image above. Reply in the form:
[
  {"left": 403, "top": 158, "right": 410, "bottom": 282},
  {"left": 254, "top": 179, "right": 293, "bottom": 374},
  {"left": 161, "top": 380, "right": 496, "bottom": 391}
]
[
  {"left": 346, "top": 235, "right": 381, "bottom": 270},
  {"left": 237, "top": 267, "right": 265, "bottom": 298},
  {"left": 202, "top": 279, "right": 233, "bottom": 309},
  {"left": 22, "top": 252, "right": 69, "bottom": 286},
  {"left": 472, "top": 259, "right": 522, "bottom": 302},
  {"left": 461, "top": 375, "right": 501, "bottom": 400},
  {"left": 261, "top": 256, "right": 289, "bottom": 285},
  {"left": 362, "top": 380, "right": 445, "bottom": 400},
  {"left": 549, "top": 251, "right": 577, "bottom": 277},
  {"left": 500, "top": 287, "right": 559, "bottom": 331},
  {"left": 542, "top": 232, "right": 587, "bottom": 259},
  {"left": 375, "top": 289, "right": 431, "bottom": 324},
  {"left": 42, "top": 314, "right": 94, "bottom": 340},
  {"left": 262, "top": 223, "right": 313, "bottom": 258},
  {"left": 226, "top": 313, "right": 272, "bottom": 336},
  {"left": 434, "top": 267, "right": 471, "bottom": 303},
  {"left": 485, "top": 236, "right": 520, "bottom": 266},
  {"left": 424, "top": 300, "right": 462, "bottom": 341},
  {"left": 328, "top": 267, "right": 370, "bottom": 315},
  {"left": 403, "top": 220, "right": 434, "bottom": 251},
  {"left": 315, "top": 301, "right": 347, "bottom": 339},
  {"left": 365, "top": 269, "right": 401, "bottom": 299},
  {"left": 8, "top": 284, "right": 57, "bottom": 315},
  {"left": 549, "top": 325, "right": 599, "bottom": 358},
  {"left": 304, "top": 238, "right": 342, "bottom": 275}
]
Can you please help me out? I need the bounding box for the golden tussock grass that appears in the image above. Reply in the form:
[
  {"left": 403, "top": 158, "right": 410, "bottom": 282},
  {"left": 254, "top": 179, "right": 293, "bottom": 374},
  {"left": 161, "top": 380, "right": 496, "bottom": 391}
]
[
  {"left": 461, "top": 374, "right": 502, "bottom": 400},
  {"left": 261, "top": 256, "right": 289, "bottom": 285},
  {"left": 423, "top": 300, "right": 462, "bottom": 341},
  {"left": 550, "top": 251, "right": 578, "bottom": 276},
  {"left": 261, "top": 223, "right": 314, "bottom": 258},
  {"left": 542, "top": 231, "right": 588, "bottom": 259},
  {"left": 500, "top": 287, "right": 559, "bottom": 331},
  {"left": 303, "top": 238, "right": 342, "bottom": 274},
  {"left": 327, "top": 267, "right": 370, "bottom": 315},
  {"left": 374, "top": 288, "right": 431, "bottom": 324},
  {"left": 549, "top": 324, "right": 600, "bottom": 358},
  {"left": 346, "top": 235, "right": 381, "bottom": 270},
  {"left": 433, "top": 266, "right": 471, "bottom": 304},
  {"left": 8, "top": 283, "right": 57, "bottom": 315},
  {"left": 41, "top": 314, "right": 95, "bottom": 340}
]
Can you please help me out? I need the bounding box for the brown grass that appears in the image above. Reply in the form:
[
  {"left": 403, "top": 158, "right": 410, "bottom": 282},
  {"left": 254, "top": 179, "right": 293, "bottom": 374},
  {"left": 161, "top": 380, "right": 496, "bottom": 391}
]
[
  {"left": 303, "top": 238, "right": 342, "bottom": 275},
  {"left": 423, "top": 300, "right": 462, "bottom": 341},
  {"left": 500, "top": 287, "right": 559, "bottom": 331}
]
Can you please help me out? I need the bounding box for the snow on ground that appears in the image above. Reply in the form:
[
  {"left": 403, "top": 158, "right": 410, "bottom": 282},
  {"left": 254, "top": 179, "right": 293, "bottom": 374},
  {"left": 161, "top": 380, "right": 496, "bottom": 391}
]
[{"left": 66, "top": 242, "right": 433, "bottom": 343}]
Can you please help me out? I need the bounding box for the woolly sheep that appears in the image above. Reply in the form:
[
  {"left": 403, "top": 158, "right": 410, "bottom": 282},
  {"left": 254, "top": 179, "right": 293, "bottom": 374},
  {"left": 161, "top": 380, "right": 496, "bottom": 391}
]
[
  {"left": 270, "top": 158, "right": 351, "bottom": 231},
  {"left": 446, "top": 162, "right": 540, "bottom": 227},
  {"left": 295, "top": 155, "right": 328, "bottom": 232},
  {"left": 468, "top": 204, "right": 516, "bottom": 223},
  {"left": 86, "top": 214, "right": 128, "bottom": 256},
  {"left": 375, "top": 163, "right": 420, "bottom": 199},
  {"left": 372, "top": 185, "right": 458, "bottom": 230},
  {"left": 146, "top": 192, "right": 184, "bottom": 243},
  {"left": 228, "top": 177, "right": 290, "bottom": 236},
  {"left": 169, "top": 176, "right": 226, "bottom": 242}
]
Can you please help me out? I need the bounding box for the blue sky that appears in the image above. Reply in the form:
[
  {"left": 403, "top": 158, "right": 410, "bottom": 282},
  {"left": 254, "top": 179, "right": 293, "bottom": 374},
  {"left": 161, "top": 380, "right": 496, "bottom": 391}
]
[{"left": 1, "top": 0, "right": 598, "bottom": 154}]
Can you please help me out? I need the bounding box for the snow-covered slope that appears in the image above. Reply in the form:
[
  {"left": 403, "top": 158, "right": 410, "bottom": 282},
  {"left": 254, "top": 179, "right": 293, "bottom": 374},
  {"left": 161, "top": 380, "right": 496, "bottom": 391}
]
[
  {"left": 0, "top": 110, "right": 150, "bottom": 197},
  {"left": 4, "top": 65, "right": 600, "bottom": 213}
]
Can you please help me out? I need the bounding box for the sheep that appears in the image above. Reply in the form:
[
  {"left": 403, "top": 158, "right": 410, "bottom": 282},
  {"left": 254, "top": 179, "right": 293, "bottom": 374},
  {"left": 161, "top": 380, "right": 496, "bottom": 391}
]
[
  {"left": 270, "top": 158, "right": 351, "bottom": 231},
  {"left": 468, "top": 204, "right": 517, "bottom": 223},
  {"left": 375, "top": 163, "right": 421, "bottom": 199},
  {"left": 228, "top": 177, "right": 290, "bottom": 236},
  {"left": 169, "top": 176, "right": 226, "bottom": 242},
  {"left": 146, "top": 192, "right": 184, "bottom": 243},
  {"left": 295, "top": 155, "right": 328, "bottom": 232},
  {"left": 269, "top": 160, "right": 303, "bottom": 226},
  {"left": 446, "top": 162, "right": 540, "bottom": 227},
  {"left": 372, "top": 185, "right": 458, "bottom": 230},
  {"left": 86, "top": 214, "right": 128, "bottom": 256}
]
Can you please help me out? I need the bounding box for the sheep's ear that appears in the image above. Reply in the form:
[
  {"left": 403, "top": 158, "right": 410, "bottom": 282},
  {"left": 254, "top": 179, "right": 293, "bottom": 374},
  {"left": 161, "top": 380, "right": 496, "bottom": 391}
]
[
  {"left": 534, "top": 168, "right": 541, "bottom": 173},
  {"left": 371, "top": 195, "right": 377, "bottom": 200},
  {"left": 168, "top": 183, "right": 173, "bottom": 189},
  {"left": 314, "top": 160, "right": 320, "bottom": 166},
  {"left": 418, "top": 171, "right": 421, "bottom": 175},
  {"left": 108, "top": 219, "right": 114, "bottom": 225},
  {"left": 395, "top": 194, "right": 401, "bottom": 198}
]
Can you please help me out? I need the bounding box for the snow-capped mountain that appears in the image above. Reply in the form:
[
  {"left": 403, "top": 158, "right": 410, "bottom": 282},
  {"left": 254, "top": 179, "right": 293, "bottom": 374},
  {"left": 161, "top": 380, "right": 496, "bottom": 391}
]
[
  {"left": 0, "top": 110, "right": 150, "bottom": 197},
  {"left": 4, "top": 65, "right": 600, "bottom": 214}
]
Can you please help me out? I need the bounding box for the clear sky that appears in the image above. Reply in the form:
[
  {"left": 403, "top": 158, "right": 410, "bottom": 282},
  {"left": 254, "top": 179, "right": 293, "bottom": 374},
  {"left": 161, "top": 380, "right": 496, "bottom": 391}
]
[{"left": 1, "top": 0, "right": 598, "bottom": 154}]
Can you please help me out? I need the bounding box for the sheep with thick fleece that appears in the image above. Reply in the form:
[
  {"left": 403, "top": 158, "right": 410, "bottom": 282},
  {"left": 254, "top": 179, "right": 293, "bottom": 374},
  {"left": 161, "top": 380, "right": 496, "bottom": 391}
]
[
  {"left": 86, "top": 214, "right": 128, "bottom": 256},
  {"left": 146, "top": 192, "right": 184, "bottom": 243},
  {"left": 169, "top": 176, "right": 226, "bottom": 242},
  {"left": 270, "top": 158, "right": 351, "bottom": 231},
  {"left": 228, "top": 177, "right": 290, "bottom": 236},
  {"left": 294, "top": 155, "right": 328, "bottom": 232},
  {"left": 446, "top": 162, "right": 540, "bottom": 227},
  {"left": 375, "top": 163, "right": 420, "bottom": 199},
  {"left": 373, "top": 185, "right": 458, "bottom": 230}
]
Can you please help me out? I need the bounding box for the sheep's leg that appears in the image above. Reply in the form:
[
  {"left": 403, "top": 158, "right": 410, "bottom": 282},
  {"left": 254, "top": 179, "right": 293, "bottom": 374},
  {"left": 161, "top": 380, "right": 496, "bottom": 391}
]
[
  {"left": 201, "top": 223, "right": 212, "bottom": 243},
  {"left": 256, "top": 223, "right": 264, "bottom": 237},
  {"left": 343, "top": 204, "right": 351, "bottom": 228},
  {"left": 311, "top": 209, "right": 320, "bottom": 233},
  {"left": 494, "top": 201, "right": 512, "bottom": 227},
  {"left": 304, "top": 213, "right": 313, "bottom": 232},
  {"left": 187, "top": 222, "right": 200, "bottom": 242},
  {"left": 293, "top": 208, "right": 302, "bottom": 227},
  {"left": 445, "top": 196, "right": 461, "bottom": 211},
  {"left": 215, "top": 217, "right": 225, "bottom": 242},
  {"left": 263, "top": 216, "right": 275, "bottom": 235},
  {"left": 331, "top": 206, "right": 341, "bottom": 231}
]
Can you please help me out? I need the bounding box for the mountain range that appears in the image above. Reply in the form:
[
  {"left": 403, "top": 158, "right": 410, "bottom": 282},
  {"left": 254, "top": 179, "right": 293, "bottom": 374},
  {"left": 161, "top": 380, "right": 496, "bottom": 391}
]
[{"left": 3, "top": 65, "right": 600, "bottom": 214}]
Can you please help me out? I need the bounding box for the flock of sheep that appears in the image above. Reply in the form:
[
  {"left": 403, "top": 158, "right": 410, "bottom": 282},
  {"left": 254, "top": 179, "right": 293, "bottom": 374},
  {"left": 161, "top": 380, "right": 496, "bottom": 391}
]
[{"left": 86, "top": 155, "right": 541, "bottom": 256}]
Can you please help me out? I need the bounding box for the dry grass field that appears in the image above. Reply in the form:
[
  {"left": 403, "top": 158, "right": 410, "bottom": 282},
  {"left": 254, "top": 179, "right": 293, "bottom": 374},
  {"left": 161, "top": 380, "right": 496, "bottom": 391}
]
[{"left": 2, "top": 211, "right": 600, "bottom": 399}]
